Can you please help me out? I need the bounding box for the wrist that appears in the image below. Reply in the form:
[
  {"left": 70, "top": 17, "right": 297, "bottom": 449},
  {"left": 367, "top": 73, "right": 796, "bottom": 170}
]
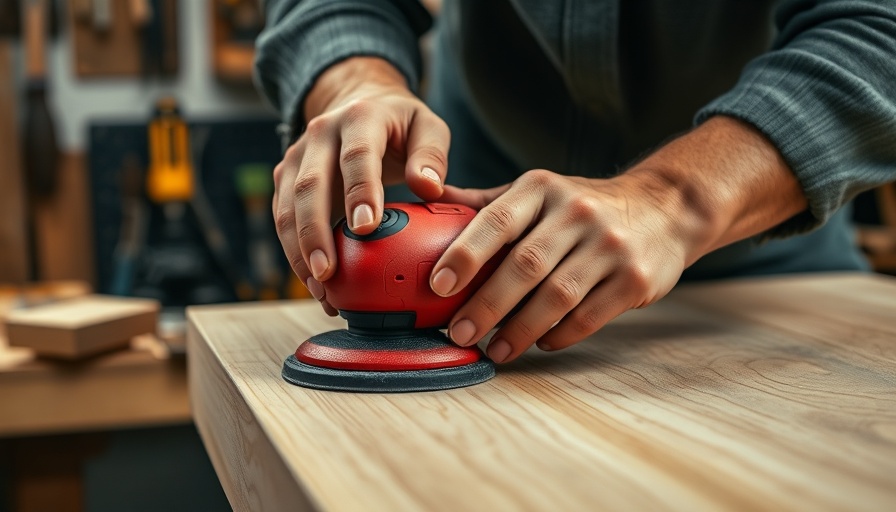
[
  {"left": 304, "top": 56, "right": 410, "bottom": 122},
  {"left": 612, "top": 167, "right": 719, "bottom": 268},
  {"left": 619, "top": 116, "right": 808, "bottom": 265}
]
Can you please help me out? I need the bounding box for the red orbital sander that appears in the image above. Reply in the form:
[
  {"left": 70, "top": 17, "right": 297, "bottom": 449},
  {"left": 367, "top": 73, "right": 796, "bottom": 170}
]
[{"left": 282, "top": 202, "right": 500, "bottom": 392}]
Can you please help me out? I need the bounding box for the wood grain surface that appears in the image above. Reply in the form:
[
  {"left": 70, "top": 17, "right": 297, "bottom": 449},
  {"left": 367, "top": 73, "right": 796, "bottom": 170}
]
[{"left": 188, "top": 273, "right": 896, "bottom": 512}]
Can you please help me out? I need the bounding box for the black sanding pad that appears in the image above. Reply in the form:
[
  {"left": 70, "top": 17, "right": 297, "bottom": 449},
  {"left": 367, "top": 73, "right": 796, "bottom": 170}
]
[{"left": 281, "top": 329, "right": 495, "bottom": 393}]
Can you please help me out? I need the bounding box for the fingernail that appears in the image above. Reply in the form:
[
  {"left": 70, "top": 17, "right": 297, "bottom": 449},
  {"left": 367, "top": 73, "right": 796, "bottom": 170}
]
[
  {"left": 421, "top": 167, "right": 441, "bottom": 185},
  {"left": 450, "top": 318, "right": 476, "bottom": 346},
  {"left": 487, "top": 339, "right": 512, "bottom": 363},
  {"left": 309, "top": 249, "right": 329, "bottom": 280},
  {"left": 352, "top": 203, "right": 374, "bottom": 230},
  {"left": 536, "top": 341, "right": 553, "bottom": 351},
  {"left": 431, "top": 267, "right": 457, "bottom": 296},
  {"left": 305, "top": 277, "right": 324, "bottom": 300}
]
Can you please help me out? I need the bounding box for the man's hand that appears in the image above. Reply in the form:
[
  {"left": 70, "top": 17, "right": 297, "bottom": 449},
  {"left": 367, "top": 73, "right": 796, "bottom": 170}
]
[
  {"left": 433, "top": 116, "right": 808, "bottom": 363},
  {"left": 432, "top": 171, "right": 693, "bottom": 364},
  {"left": 272, "top": 57, "right": 450, "bottom": 313}
]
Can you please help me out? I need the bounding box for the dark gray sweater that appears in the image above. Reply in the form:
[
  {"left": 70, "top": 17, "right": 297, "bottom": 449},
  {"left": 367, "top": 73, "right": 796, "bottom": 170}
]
[{"left": 255, "top": 0, "right": 896, "bottom": 277}]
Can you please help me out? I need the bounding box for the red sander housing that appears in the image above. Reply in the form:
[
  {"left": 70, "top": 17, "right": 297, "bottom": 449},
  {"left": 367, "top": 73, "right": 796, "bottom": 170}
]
[{"left": 282, "top": 202, "right": 499, "bottom": 392}]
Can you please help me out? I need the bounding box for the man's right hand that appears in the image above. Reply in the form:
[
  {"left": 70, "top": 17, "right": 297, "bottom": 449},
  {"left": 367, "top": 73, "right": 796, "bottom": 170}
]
[{"left": 272, "top": 57, "right": 451, "bottom": 314}]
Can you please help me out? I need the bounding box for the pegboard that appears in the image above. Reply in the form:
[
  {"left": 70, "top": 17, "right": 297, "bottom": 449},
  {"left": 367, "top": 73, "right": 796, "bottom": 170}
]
[{"left": 88, "top": 116, "right": 286, "bottom": 304}]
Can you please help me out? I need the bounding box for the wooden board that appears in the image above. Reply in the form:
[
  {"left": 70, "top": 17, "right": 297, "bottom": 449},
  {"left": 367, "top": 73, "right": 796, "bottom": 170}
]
[
  {"left": 188, "top": 273, "right": 896, "bottom": 512},
  {"left": 33, "top": 152, "right": 96, "bottom": 285},
  {"left": 5, "top": 295, "right": 158, "bottom": 358},
  {"left": 0, "top": 41, "right": 30, "bottom": 283}
]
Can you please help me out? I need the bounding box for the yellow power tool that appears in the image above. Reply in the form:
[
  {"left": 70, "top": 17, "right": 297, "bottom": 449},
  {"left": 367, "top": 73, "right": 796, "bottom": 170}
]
[{"left": 147, "top": 97, "right": 194, "bottom": 204}]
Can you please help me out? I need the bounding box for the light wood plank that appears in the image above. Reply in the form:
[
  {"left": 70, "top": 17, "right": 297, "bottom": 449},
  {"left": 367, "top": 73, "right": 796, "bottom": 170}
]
[
  {"left": 4, "top": 295, "right": 159, "bottom": 358},
  {"left": 188, "top": 273, "right": 896, "bottom": 512}
]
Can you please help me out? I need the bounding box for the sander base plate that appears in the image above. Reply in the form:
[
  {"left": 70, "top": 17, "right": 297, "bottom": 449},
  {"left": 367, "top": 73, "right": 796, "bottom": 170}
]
[{"left": 282, "top": 354, "right": 495, "bottom": 393}]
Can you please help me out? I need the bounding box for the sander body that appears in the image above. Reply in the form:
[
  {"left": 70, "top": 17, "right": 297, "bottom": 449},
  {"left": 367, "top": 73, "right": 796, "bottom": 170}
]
[{"left": 282, "top": 202, "right": 500, "bottom": 392}]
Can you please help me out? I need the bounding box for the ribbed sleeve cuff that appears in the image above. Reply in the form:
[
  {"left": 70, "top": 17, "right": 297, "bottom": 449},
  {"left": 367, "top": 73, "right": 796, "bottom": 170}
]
[
  {"left": 695, "top": 52, "right": 867, "bottom": 239},
  {"left": 255, "top": 2, "right": 424, "bottom": 140}
]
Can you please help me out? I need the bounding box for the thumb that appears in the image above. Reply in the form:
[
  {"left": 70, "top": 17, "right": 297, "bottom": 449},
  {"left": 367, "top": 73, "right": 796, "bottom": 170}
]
[{"left": 405, "top": 112, "right": 451, "bottom": 201}]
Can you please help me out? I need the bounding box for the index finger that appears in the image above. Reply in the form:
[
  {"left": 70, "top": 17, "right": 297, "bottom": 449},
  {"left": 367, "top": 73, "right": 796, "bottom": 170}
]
[
  {"left": 292, "top": 121, "right": 339, "bottom": 281},
  {"left": 338, "top": 104, "right": 388, "bottom": 235},
  {"left": 430, "top": 179, "right": 542, "bottom": 297}
]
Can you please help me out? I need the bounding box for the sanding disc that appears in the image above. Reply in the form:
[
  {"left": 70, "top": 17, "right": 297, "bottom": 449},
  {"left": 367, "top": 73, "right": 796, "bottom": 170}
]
[{"left": 281, "top": 329, "right": 495, "bottom": 392}]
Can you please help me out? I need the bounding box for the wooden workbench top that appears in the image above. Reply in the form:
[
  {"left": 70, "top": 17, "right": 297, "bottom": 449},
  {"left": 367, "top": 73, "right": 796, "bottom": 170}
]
[{"left": 188, "top": 273, "right": 896, "bottom": 512}]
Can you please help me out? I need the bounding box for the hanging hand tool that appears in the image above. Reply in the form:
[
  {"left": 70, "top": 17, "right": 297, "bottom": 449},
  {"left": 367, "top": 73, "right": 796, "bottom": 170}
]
[
  {"left": 21, "top": 0, "right": 59, "bottom": 281},
  {"left": 142, "top": 98, "right": 218, "bottom": 304},
  {"left": 22, "top": 0, "right": 59, "bottom": 198},
  {"left": 147, "top": 97, "right": 193, "bottom": 205},
  {"left": 144, "top": 97, "right": 247, "bottom": 303}
]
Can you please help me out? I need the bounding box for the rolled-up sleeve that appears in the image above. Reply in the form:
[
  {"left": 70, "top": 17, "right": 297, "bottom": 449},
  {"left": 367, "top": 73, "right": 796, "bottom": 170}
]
[
  {"left": 695, "top": 0, "right": 896, "bottom": 238},
  {"left": 254, "top": 0, "right": 432, "bottom": 137}
]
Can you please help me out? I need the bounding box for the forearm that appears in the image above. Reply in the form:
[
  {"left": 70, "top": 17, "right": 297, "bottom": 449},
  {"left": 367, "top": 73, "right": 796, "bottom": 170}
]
[
  {"left": 254, "top": 0, "right": 431, "bottom": 134},
  {"left": 694, "top": 1, "right": 896, "bottom": 235},
  {"left": 621, "top": 115, "right": 808, "bottom": 266}
]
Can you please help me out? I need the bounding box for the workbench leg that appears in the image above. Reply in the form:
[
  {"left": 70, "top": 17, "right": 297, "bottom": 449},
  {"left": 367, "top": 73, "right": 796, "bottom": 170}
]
[{"left": 0, "top": 433, "right": 106, "bottom": 512}]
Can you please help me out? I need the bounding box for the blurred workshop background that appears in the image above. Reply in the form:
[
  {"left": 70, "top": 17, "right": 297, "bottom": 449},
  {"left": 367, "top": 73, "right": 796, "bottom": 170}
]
[
  {"left": 1, "top": 1, "right": 280, "bottom": 511},
  {"left": 0, "top": 0, "right": 892, "bottom": 511}
]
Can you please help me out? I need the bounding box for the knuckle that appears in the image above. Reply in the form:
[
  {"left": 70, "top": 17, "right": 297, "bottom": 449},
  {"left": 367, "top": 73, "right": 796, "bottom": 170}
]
[
  {"left": 274, "top": 209, "right": 294, "bottom": 233},
  {"left": 293, "top": 173, "right": 321, "bottom": 197},
  {"left": 343, "top": 99, "right": 374, "bottom": 121},
  {"left": 570, "top": 308, "right": 603, "bottom": 336},
  {"left": 520, "top": 168, "right": 554, "bottom": 187},
  {"left": 511, "top": 318, "right": 536, "bottom": 340},
  {"left": 622, "top": 263, "right": 652, "bottom": 295},
  {"left": 340, "top": 141, "right": 376, "bottom": 169},
  {"left": 567, "top": 195, "right": 601, "bottom": 222},
  {"left": 282, "top": 141, "right": 300, "bottom": 160},
  {"left": 343, "top": 180, "right": 374, "bottom": 203},
  {"left": 509, "top": 242, "right": 550, "bottom": 281},
  {"left": 297, "top": 221, "right": 319, "bottom": 243},
  {"left": 287, "top": 254, "right": 307, "bottom": 275},
  {"left": 272, "top": 162, "right": 287, "bottom": 185},
  {"left": 544, "top": 276, "right": 580, "bottom": 311},
  {"left": 601, "top": 226, "right": 628, "bottom": 251},
  {"left": 413, "top": 146, "right": 447, "bottom": 169},
  {"left": 475, "top": 292, "right": 504, "bottom": 323},
  {"left": 480, "top": 205, "right": 515, "bottom": 237},
  {"left": 304, "top": 116, "right": 329, "bottom": 137},
  {"left": 449, "top": 241, "right": 479, "bottom": 268}
]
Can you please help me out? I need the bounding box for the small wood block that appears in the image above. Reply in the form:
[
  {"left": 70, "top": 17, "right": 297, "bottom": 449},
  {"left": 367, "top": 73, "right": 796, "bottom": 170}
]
[{"left": 4, "top": 295, "right": 159, "bottom": 358}]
